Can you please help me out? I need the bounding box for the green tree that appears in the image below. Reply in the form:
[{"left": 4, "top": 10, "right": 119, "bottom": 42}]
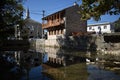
[
  {"left": 0, "top": 0, "right": 24, "bottom": 39},
  {"left": 21, "top": 27, "right": 29, "bottom": 39},
  {"left": 78, "top": 0, "right": 120, "bottom": 21},
  {"left": 114, "top": 18, "right": 120, "bottom": 32}
]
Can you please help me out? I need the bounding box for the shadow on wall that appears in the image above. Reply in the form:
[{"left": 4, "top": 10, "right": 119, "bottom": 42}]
[{"left": 56, "top": 35, "right": 97, "bottom": 52}]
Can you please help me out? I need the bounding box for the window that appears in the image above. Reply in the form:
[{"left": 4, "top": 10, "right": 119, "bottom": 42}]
[
  {"left": 30, "top": 26, "right": 34, "bottom": 31},
  {"left": 30, "top": 31, "right": 33, "bottom": 34},
  {"left": 89, "top": 27, "right": 92, "bottom": 30},
  {"left": 98, "top": 26, "right": 101, "bottom": 29},
  {"left": 104, "top": 25, "right": 107, "bottom": 29}
]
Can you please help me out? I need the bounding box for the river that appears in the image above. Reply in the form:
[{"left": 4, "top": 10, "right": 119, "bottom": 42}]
[{"left": 0, "top": 46, "right": 120, "bottom": 80}]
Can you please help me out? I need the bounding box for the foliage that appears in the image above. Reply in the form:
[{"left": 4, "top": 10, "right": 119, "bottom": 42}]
[
  {"left": 21, "top": 27, "right": 29, "bottom": 39},
  {"left": 0, "top": 0, "right": 24, "bottom": 39},
  {"left": 114, "top": 18, "right": 120, "bottom": 32},
  {"left": 78, "top": 0, "right": 120, "bottom": 21}
]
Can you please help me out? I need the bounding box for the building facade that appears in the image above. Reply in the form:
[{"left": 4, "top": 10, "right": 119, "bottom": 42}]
[
  {"left": 87, "top": 22, "right": 114, "bottom": 34},
  {"left": 21, "top": 9, "right": 42, "bottom": 39},
  {"left": 42, "top": 4, "right": 87, "bottom": 40}
]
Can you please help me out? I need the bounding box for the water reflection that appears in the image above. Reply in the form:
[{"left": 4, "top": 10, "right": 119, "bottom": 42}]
[
  {"left": 0, "top": 47, "right": 120, "bottom": 80},
  {"left": 88, "top": 64, "right": 120, "bottom": 80},
  {"left": 39, "top": 47, "right": 120, "bottom": 80},
  {"left": 41, "top": 47, "right": 86, "bottom": 67},
  {"left": 0, "top": 50, "right": 50, "bottom": 80}
]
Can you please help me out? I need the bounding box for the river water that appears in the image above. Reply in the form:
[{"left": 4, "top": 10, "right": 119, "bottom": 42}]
[{"left": 0, "top": 47, "right": 120, "bottom": 80}]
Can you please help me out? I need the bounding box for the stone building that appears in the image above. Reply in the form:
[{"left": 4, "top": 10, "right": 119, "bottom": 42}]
[
  {"left": 21, "top": 9, "right": 42, "bottom": 39},
  {"left": 42, "top": 4, "right": 87, "bottom": 40}
]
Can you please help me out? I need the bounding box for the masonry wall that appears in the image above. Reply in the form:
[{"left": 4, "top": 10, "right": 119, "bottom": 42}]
[
  {"left": 65, "top": 5, "right": 87, "bottom": 36},
  {"left": 32, "top": 34, "right": 120, "bottom": 55},
  {"left": 34, "top": 24, "right": 42, "bottom": 38},
  {"left": 35, "top": 36, "right": 90, "bottom": 50}
]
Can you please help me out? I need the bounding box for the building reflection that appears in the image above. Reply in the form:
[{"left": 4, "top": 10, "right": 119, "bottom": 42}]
[
  {"left": 12, "top": 50, "right": 42, "bottom": 68},
  {"left": 37, "top": 47, "right": 87, "bottom": 67},
  {"left": 36, "top": 47, "right": 88, "bottom": 80}
]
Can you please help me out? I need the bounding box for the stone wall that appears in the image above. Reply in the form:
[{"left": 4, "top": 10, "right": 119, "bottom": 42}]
[
  {"left": 35, "top": 35, "right": 93, "bottom": 51},
  {"left": 65, "top": 5, "right": 87, "bottom": 36},
  {"left": 32, "top": 34, "right": 120, "bottom": 54},
  {"left": 29, "top": 39, "right": 45, "bottom": 49}
]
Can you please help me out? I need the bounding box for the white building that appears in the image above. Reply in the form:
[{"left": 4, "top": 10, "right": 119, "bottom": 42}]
[{"left": 87, "top": 22, "right": 114, "bottom": 34}]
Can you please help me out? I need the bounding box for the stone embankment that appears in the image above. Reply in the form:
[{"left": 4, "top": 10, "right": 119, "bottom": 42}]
[{"left": 31, "top": 33, "right": 120, "bottom": 55}]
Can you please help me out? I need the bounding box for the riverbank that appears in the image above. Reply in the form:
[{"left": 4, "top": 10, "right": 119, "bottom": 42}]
[{"left": 0, "top": 40, "right": 30, "bottom": 51}]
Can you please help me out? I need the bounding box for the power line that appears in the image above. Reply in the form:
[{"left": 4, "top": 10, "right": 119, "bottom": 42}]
[
  {"left": 30, "top": 12, "right": 43, "bottom": 15},
  {"left": 24, "top": 1, "right": 81, "bottom": 18},
  {"left": 26, "top": 1, "right": 76, "bottom": 16},
  {"left": 29, "top": 9, "right": 43, "bottom": 12}
]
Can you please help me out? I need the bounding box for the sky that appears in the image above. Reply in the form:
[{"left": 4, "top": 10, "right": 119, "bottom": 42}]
[{"left": 23, "top": 0, "right": 120, "bottom": 25}]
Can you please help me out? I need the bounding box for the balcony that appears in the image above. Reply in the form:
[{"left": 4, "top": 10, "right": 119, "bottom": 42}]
[{"left": 42, "top": 19, "right": 64, "bottom": 29}]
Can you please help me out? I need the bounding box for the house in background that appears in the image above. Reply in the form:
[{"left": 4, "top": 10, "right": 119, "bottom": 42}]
[
  {"left": 87, "top": 22, "right": 114, "bottom": 34},
  {"left": 21, "top": 9, "right": 42, "bottom": 39},
  {"left": 42, "top": 3, "right": 87, "bottom": 40}
]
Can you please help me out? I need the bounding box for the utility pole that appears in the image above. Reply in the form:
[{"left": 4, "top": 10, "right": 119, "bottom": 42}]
[
  {"left": 41, "top": 10, "right": 45, "bottom": 75},
  {"left": 42, "top": 10, "right": 45, "bottom": 19},
  {"left": 42, "top": 10, "right": 45, "bottom": 38}
]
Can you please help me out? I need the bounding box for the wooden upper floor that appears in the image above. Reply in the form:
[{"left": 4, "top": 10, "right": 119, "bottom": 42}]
[{"left": 42, "top": 10, "right": 65, "bottom": 29}]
